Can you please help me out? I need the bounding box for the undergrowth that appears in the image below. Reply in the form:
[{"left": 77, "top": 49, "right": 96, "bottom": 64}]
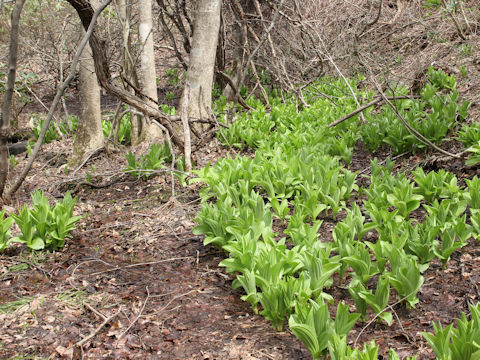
[{"left": 192, "top": 69, "right": 480, "bottom": 358}]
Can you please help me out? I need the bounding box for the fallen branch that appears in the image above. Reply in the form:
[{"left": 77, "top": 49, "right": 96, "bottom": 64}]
[
  {"left": 71, "top": 146, "right": 105, "bottom": 176},
  {"left": 354, "top": 289, "right": 417, "bottom": 348},
  {"left": 328, "top": 95, "right": 419, "bottom": 128},
  {"left": 373, "top": 79, "right": 460, "bottom": 159},
  {"left": 84, "top": 303, "right": 107, "bottom": 321},
  {"left": 115, "top": 286, "right": 150, "bottom": 345},
  {"left": 76, "top": 310, "right": 120, "bottom": 348},
  {"left": 87, "top": 256, "right": 193, "bottom": 277}
]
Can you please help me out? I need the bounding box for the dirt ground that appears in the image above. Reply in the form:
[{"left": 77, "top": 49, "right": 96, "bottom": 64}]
[{"left": 0, "top": 130, "right": 479, "bottom": 360}]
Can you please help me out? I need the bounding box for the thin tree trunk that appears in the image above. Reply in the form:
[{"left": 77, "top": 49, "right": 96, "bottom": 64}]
[
  {"left": 116, "top": 0, "right": 143, "bottom": 145},
  {"left": 138, "top": 0, "right": 162, "bottom": 142},
  {"left": 0, "top": 0, "right": 26, "bottom": 199},
  {"left": 182, "top": 0, "right": 221, "bottom": 126},
  {"left": 70, "top": 0, "right": 104, "bottom": 168}
]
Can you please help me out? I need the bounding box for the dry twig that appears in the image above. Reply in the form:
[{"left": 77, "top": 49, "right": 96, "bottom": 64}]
[{"left": 76, "top": 311, "right": 120, "bottom": 348}]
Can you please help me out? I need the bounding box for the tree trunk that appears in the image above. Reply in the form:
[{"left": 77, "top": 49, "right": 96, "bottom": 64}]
[
  {"left": 116, "top": 0, "right": 143, "bottom": 145},
  {"left": 138, "top": 0, "right": 163, "bottom": 143},
  {"left": 182, "top": 0, "right": 221, "bottom": 125},
  {"left": 70, "top": 0, "right": 104, "bottom": 168},
  {"left": 0, "top": 0, "right": 25, "bottom": 199},
  {"left": 66, "top": 0, "right": 184, "bottom": 148}
]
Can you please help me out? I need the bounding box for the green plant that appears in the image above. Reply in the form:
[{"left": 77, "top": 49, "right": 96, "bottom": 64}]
[
  {"left": 258, "top": 278, "right": 292, "bottom": 332},
  {"left": 470, "top": 209, "right": 480, "bottom": 240},
  {"left": 58, "top": 115, "right": 78, "bottom": 135},
  {"left": 458, "top": 124, "right": 480, "bottom": 148},
  {"left": 386, "top": 178, "right": 423, "bottom": 219},
  {"left": 174, "top": 155, "right": 188, "bottom": 186},
  {"left": 465, "top": 142, "right": 480, "bottom": 167},
  {"left": 10, "top": 205, "right": 44, "bottom": 250},
  {"left": 9, "top": 191, "right": 81, "bottom": 251},
  {"left": 232, "top": 269, "right": 260, "bottom": 314},
  {"left": 423, "top": 198, "right": 467, "bottom": 232},
  {"left": 387, "top": 248, "right": 424, "bottom": 309},
  {"left": 299, "top": 250, "right": 340, "bottom": 299},
  {"left": 117, "top": 115, "right": 132, "bottom": 144},
  {"left": 358, "top": 275, "right": 393, "bottom": 325},
  {"left": 9, "top": 155, "right": 18, "bottom": 167},
  {"left": 285, "top": 216, "right": 323, "bottom": 248},
  {"left": 349, "top": 281, "right": 368, "bottom": 321},
  {"left": 0, "top": 296, "right": 36, "bottom": 314},
  {"left": 32, "top": 118, "right": 60, "bottom": 143},
  {"left": 403, "top": 220, "right": 439, "bottom": 265},
  {"left": 191, "top": 74, "right": 477, "bottom": 357},
  {"left": 413, "top": 167, "right": 461, "bottom": 203},
  {"left": 423, "top": 302, "right": 480, "bottom": 360},
  {"left": 0, "top": 68, "right": 37, "bottom": 111},
  {"left": 435, "top": 219, "right": 471, "bottom": 268},
  {"left": 0, "top": 210, "right": 14, "bottom": 252},
  {"left": 342, "top": 204, "right": 375, "bottom": 242},
  {"left": 193, "top": 198, "right": 237, "bottom": 248},
  {"left": 220, "top": 230, "right": 259, "bottom": 274},
  {"left": 342, "top": 242, "right": 379, "bottom": 285},
  {"left": 360, "top": 69, "right": 469, "bottom": 155},
  {"left": 288, "top": 300, "right": 359, "bottom": 360},
  {"left": 165, "top": 67, "right": 182, "bottom": 88},
  {"left": 102, "top": 115, "right": 132, "bottom": 144},
  {"left": 465, "top": 176, "right": 480, "bottom": 210},
  {"left": 388, "top": 349, "right": 417, "bottom": 360},
  {"left": 125, "top": 142, "right": 172, "bottom": 179},
  {"left": 328, "top": 334, "right": 358, "bottom": 360},
  {"left": 461, "top": 44, "right": 473, "bottom": 57},
  {"left": 360, "top": 121, "right": 387, "bottom": 153},
  {"left": 423, "top": 321, "right": 454, "bottom": 360},
  {"left": 427, "top": 66, "right": 457, "bottom": 91},
  {"left": 357, "top": 341, "right": 380, "bottom": 360}
]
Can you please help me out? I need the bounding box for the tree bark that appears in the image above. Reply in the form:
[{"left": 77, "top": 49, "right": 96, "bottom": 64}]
[
  {"left": 181, "top": 0, "right": 221, "bottom": 125},
  {"left": 138, "top": 0, "right": 163, "bottom": 142},
  {"left": 0, "top": 0, "right": 26, "bottom": 199},
  {"left": 70, "top": 0, "right": 104, "bottom": 168},
  {"left": 116, "top": 0, "right": 143, "bottom": 145}
]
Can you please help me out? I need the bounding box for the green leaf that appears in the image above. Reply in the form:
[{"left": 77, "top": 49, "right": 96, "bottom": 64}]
[
  {"left": 422, "top": 322, "right": 453, "bottom": 360},
  {"left": 334, "top": 302, "right": 360, "bottom": 336},
  {"left": 29, "top": 237, "right": 45, "bottom": 250}
]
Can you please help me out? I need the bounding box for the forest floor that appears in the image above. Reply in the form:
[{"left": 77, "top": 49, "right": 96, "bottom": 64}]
[
  {"left": 1, "top": 122, "right": 480, "bottom": 360},
  {"left": 1, "top": 18, "right": 480, "bottom": 357}
]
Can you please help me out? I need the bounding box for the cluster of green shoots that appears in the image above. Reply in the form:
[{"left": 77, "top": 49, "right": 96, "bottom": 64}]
[
  {"left": 124, "top": 142, "right": 187, "bottom": 185},
  {"left": 32, "top": 116, "right": 78, "bottom": 144},
  {"left": 193, "top": 70, "right": 479, "bottom": 358},
  {"left": 32, "top": 112, "right": 133, "bottom": 145},
  {"left": 0, "top": 191, "right": 81, "bottom": 252}
]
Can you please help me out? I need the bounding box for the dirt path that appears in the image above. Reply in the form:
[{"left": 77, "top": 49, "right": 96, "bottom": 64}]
[{"left": 0, "top": 141, "right": 310, "bottom": 359}]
